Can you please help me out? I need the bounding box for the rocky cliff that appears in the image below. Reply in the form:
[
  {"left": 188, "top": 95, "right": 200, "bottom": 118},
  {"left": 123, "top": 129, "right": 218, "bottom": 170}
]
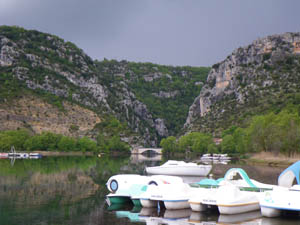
[
  {"left": 0, "top": 26, "right": 209, "bottom": 146},
  {"left": 185, "top": 32, "right": 300, "bottom": 134}
]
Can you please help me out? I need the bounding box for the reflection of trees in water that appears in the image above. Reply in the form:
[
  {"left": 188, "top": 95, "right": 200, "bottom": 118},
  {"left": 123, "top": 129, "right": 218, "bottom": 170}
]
[
  {"left": 0, "top": 155, "right": 146, "bottom": 225},
  {"left": 91, "top": 155, "right": 146, "bottom": 186},
  {"left": 0, "top": 156, "right": 98, "bottom": 176},
  {"left": 0, "top": 191, "right": 107, "bottom": 225}
]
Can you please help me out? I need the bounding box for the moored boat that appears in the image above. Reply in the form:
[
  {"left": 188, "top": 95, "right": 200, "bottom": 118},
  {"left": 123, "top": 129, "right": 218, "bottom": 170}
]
[
  {"left": 260, "top": 185, "right": 300, "bottom": 217},
  {"left": 146, "top": 160, "right": 212, "bottom": 176},
  {"left": 216, "top": 185, "right": 262, "bottom": 214},
  {"left": 29, "top": 152, "right": 43, "bottom": 158},
  {"left": 106, "top": 174, "right": 150, "bottom": 206},
  {"left": 190, "top": 168, "right": 274, "bottom": 214},
  {"left": 139, "top": 175, "right": 186, "bottom": 209},
  {"left": 0, "top": 153, "right": 8, "bottom": 158},
  {"left": 260, "top": 161, "right": 300, "bottom": 217}
]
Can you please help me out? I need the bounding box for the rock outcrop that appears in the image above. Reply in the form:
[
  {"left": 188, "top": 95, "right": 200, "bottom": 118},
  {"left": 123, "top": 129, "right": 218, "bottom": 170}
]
[
  {"left": 0, "top": 26, "right": 208, "bottom": 146},
  {"left": 185, "top": 32, "right": 300, "bottom": 133}
]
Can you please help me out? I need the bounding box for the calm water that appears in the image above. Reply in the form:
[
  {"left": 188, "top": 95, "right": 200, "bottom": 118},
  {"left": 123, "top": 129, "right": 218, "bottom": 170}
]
[{"left": 0, "top": 155, "right": 300, "bottom": 225}]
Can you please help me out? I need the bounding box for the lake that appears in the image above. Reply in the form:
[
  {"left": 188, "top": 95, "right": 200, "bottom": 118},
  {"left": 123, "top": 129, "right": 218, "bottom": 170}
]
[{"left": 0, "top": 155, "right": 299, "bottom": 225}]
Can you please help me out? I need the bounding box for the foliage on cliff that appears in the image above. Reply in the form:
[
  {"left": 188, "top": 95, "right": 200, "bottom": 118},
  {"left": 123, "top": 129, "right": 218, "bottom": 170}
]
[
  {"left": 214, "top": 107, "right": 300, "bottom": 156},
  {"left": 96, "top": 59, "right": 209, "bottom": 137},
  {"left": 186, "top": 32, "right": 300, "bottom": 138},
  {"left": 0, "top": 25, "right": 209, "bottom": 146}
]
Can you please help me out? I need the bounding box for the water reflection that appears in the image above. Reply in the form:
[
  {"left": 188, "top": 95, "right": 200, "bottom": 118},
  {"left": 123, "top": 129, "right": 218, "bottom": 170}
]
[
  {"left": 130, "top": 153, "right": 162, "bottom": 164},
  {"left": 0, "top": 155, "right": 299, "bottom": 225},
  {"left": 108, "top": 204, "right": 300, "bottom": 225}
]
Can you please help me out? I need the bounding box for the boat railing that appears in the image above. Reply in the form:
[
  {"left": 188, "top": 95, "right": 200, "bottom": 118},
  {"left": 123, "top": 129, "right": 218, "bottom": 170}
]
[{"left": 189, "top": 183, "right": 273, "bottom": 192}]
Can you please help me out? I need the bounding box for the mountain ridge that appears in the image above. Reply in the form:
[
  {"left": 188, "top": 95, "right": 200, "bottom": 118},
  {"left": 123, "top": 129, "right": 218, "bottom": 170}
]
[
  {"left": 185, "top": 32, "right": 300, "bottom": 135},
  {"left": 0, "top": 25, "right": 209, "bottom": 146}
]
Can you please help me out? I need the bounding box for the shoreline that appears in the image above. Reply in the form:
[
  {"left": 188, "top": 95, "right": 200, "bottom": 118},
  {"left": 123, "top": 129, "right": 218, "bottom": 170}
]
[
  {"left": 35, "top": 151, "right": 95, "bottom": 156},
  {"left": 11, "top": 151, "right": 95, "bottom": 157},
  {"left": 247, "top": 152, "right": 300, "bottom": 167}
]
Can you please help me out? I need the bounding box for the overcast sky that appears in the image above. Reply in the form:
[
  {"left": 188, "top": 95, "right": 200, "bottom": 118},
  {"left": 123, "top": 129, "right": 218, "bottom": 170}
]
[{"left": 1, "top": 0, "right": 300, "bottom": 67}]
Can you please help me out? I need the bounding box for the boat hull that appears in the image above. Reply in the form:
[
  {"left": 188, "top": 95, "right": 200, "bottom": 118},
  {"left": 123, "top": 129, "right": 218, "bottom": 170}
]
[
  {"left": 189, "top": 201, "right": 207, "bottom": 212},
  {"left": 146, "top": 165, "right": 211, "bottom": 176},
  {"left": 260, "top": 206, "right": 281, "bottom": 217},
  {"left": 218, "top": 202, "right": 260, "bottom": 214},
  {"left": 140, "top": 198, "right": 157, "bottom": 208},
  {"left": 164, "top": 199, "right": 190, "bottom": 210}
]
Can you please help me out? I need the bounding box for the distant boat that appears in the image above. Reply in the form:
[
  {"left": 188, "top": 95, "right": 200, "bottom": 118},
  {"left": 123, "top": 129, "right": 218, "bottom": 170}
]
[
  {"left": 0, "top": 153, "right": 9, "bottom": 158},
  {"left": 8, "top": 152, "right": 29, "bottom": 158},
  {"left": 7, "top": 146, "right": 42, "bottom": 159},
  {"left": 29, "top": 153, "right": 43, "bottom": 159},
  {"left": 200, "top": 153, "right": 231, "bottom": 164},
  {"left": 146, "top": 160, "right": 212, "bottom": 176}
]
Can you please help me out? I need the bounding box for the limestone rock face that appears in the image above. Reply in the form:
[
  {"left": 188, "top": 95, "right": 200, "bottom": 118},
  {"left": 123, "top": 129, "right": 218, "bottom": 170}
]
[
  {"left": 155, "top": 118, "right": 168, "bottom": 137},
  {"left": 185, "top": 32, "right": 300, "bottom": 131},
  {"left": 0, "top": 96, "right": 101, "bottom": 137},
  {"left": 0, "top": 27, "right": 207, "bottom": 146}
]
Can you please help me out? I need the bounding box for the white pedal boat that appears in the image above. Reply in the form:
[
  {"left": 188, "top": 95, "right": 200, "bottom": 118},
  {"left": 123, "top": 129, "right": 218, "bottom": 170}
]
[
  {"left": 106, "top": 174, "right": 150, "bottom": 205},
  {"left": 140, "top": 175, "right": 192, "bottom": 209},
  {"left": 260, "top": 161, "right": 300, "bottom": 217},
  {"left": 146, "top": 160, "right": 212, "bottom": 176},
  {"left": 189, "top": 168, "right": 274, "bottom": 214}
]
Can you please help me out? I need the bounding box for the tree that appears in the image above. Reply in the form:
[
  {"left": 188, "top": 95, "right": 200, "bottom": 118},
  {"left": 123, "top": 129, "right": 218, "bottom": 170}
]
[
  {"left": 233, "top": 128, "right": 247, "bottom": 154},
  {"left": 38, "top": 132, "right": 62, "bottom": 151},
  {"left": 0, "top": 129, "right": 30, "bottom": 151},
  {"left": 160, "top": 136, "right": 177, "bottom": 155},
  {"left": 24, "top": 135, "right": 43, "bottom": 151},
  {"left": 178, "top": 132, "right": 213, "bottom": 153},
  {"left": 192, "top": 133, "right": 213, "bottom": 153},
  {"left": 57, "top": 136, "right": 77, "bottom": 151},
  {"left": 107, "top": 136, "right": 130, "bottom": 153},
  {"left": 207, "top": 143, "right": 218, "bottom": 154},
  {"left": 77, "top": 136, "right": 97, "bottom": 152},
  {"left": 96, "top": 133, "right": 109, "bottom": 152},
  {"left": 221, "top": 135, "right": 236, "bottom": 154}
]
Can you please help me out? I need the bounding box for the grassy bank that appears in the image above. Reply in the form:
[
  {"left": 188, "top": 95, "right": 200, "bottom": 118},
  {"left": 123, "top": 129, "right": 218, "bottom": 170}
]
[{"left": 247, "top": 152, "right": 300, "bottom": 167}]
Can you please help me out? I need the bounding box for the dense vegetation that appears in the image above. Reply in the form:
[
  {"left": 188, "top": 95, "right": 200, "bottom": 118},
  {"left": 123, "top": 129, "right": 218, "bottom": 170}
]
[
  {"left": 0, "top": 25, "right": 210, "bottom": 146},
  {"left": 95, "top": 59, "right": 210, "bottom": 137},
  {"left": 127, "top": 62, "right": 210, "bottom": 135},
  {"left": 220, "top": 107, "right": 300, "bottom": 157},
  {"left": 161, "top": 106, "right": 300, "bottom": 157},
  {"left": 160, "top": 132, "right": 216, "bottom": 155},
  {"left": 0, "top": 129, "right": 130, "bottom": 154},
  {"left": 94, "top": 116, "right": 131, "bottom": 153}
]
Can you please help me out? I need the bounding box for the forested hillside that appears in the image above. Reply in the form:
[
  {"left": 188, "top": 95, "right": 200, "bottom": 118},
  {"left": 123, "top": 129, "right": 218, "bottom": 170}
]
[{"left": 0, "top": 25, "right": 209, "bottom": 147}]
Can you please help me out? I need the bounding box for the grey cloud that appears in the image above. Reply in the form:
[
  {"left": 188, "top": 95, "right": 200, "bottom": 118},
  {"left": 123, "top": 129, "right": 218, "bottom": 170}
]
[{"left": 1, "top": 0, "right": 300, "bottom": 66}]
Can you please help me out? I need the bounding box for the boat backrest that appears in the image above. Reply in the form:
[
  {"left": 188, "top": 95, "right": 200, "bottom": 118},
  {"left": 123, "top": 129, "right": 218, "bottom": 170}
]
[
  {"left": 278, "top": 161, "right": 300, "bottom": 187},
  {"left": 224, "top": 168, "right": 256, "bottom": 188}
]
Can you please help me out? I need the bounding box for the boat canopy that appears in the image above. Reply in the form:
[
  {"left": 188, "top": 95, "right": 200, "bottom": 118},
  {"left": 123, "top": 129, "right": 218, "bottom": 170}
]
[{"left": 278, "top": 161, "right": 300, "bottom": 187}]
